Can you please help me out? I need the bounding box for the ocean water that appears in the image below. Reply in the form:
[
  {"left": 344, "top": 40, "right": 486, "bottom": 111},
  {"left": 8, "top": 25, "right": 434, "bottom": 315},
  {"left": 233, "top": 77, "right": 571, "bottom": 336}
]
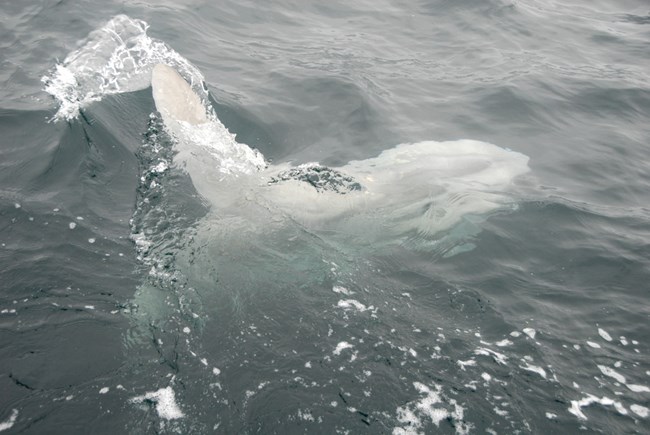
[{"left": 1, "top": 1, "right": 650, "bottom": 434}]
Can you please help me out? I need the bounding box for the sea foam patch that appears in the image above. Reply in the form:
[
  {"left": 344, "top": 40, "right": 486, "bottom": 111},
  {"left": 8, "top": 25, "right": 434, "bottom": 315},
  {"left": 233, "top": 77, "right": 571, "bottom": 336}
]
[
  {"left": 568, "top": 394, "right": 627, "bottom": 420},
  {"left": 598, "top": 328, "right": 613, "bottom": 342},
  {"left": 631, "top": 404, "right": 648, "bottom": 418},
  {"left": 333, "top": 341, "right": 354, "bottom": 356},
  {"left": 393, "top": 382, "right": 470, "bottom": 435},
  {"left": 337, "top": 299, "right": 374, "bottom": 313},
  {"left": 130, "top": 386, "right": 184, "bottom": 420},
  {"left": 0, "top": 409, "right": 18, "bottom": 432}
]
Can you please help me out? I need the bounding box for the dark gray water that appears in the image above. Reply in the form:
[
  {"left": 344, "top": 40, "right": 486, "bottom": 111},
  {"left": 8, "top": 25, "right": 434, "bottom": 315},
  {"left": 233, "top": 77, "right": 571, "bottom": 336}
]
[{"left": 2, "top": 1, "right": 650, "bottom": 433}]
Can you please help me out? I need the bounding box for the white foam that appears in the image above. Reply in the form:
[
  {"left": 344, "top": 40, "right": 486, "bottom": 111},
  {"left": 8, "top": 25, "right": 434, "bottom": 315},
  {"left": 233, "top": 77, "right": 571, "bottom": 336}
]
[
  {"left": 394, "top": 382, "right": 447, "bottom": 433},
  {"left": 0, "top": 409, "right": 18, "bottom": 432},
  {"left": 99, "top": 387, "right": 109, "bottom": 394},
  {"left": 495, "top": 339, "right": 513, "bottom": 347},
  {"left": 457, "top": 359, "right": 476, "bottom": 370},
  {"left": 212, "top": 367, "right": 221, "bottom": 376},
  {"left": 130, "top": 386, "right": 184, "bottom": 420},
  {"left": 597, "top": 365, "right": 626, "bottom": 384},
  {"left": 613, "top": 402, "right": 628, "bottom": 415},
  {"left": 520, "top": 363, "right": 547, "bottom": 379},
  {"left": 333, "top": 341, "right": 354, "bottom": 355},
  {"left": 449, "top": 398, "right": 472, "bottom": 435},
  {"left": 152, "top": 161, "right": 168, "bottom": 174},
  {"left": 568, "top": 394, "right": 626, "bottom": 420},
  {"left": 586, "top": 341, "right": 601, "bottom": 349},
  {"left": 297, "top": 409, "right": 315, "bottom": 422},
  {"left": 522, "top": 328, "right": 536, "bottom": 339},
  {"left": 545, "top": 412, "right": 557, "bottom": 419},
  {"left": 474, "top": 347, "right": 508, "bottom": 365},
  {"left": 598, "top": 328, "right": 612, "bottom": 342},
  {"left": 627, "top": 384, "right": 650, "bottom": 393},
  {"left": 69, "top": 222, "right": 76, "bottom": 229},
  {"left": 333, "top": 285, "right": 353, "bottom": 295},
  {"left": 631, "top": 404, "right": 648, "bottom": 417},
  {"left": 337, "top": 299, "right": 369, "bottom": 312}
]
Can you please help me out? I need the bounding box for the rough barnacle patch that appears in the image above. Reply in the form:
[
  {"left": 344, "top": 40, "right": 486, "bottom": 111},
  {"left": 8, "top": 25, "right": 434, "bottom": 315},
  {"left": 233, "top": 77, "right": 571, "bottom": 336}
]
[{"left": 269, "top": 164, "right": 363, "bottom": 194}]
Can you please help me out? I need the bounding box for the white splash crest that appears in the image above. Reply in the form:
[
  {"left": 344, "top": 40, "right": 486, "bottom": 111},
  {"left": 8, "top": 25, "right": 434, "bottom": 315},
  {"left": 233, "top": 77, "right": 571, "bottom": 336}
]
[
  {"left": 0, "top": 409, "right": 18, "bottom": 432},
  {"left": 42, "top": 14, "right": 205, "bottom": 121},
  {"left": 393, "top": 382, "right": 471, "bottom": 435},
  {"left": 568, "top": 394, "right": 627, "bottom": 420}
]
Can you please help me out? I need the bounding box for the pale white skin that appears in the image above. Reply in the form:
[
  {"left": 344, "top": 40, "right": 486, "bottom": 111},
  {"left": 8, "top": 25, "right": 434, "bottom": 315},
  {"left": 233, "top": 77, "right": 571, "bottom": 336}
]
[{"left": 151, "top": 63, "right": 529, "bottom": 242}]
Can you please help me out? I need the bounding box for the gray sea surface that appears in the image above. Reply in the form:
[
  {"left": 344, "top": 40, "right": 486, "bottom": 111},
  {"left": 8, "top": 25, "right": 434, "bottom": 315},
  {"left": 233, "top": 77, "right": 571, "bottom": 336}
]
[{"left": 1, "top": 1, "right": 650, "bottom": 433}]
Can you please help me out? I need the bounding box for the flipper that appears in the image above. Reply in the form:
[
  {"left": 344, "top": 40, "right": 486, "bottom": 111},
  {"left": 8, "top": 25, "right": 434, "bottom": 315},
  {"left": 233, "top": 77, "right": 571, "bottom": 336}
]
[
  {"left": 150, "top": 63, "right": 266, "bottom": 193},
  {"left": 152, "top": 64, "right": 209, "bottom": 126}
]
